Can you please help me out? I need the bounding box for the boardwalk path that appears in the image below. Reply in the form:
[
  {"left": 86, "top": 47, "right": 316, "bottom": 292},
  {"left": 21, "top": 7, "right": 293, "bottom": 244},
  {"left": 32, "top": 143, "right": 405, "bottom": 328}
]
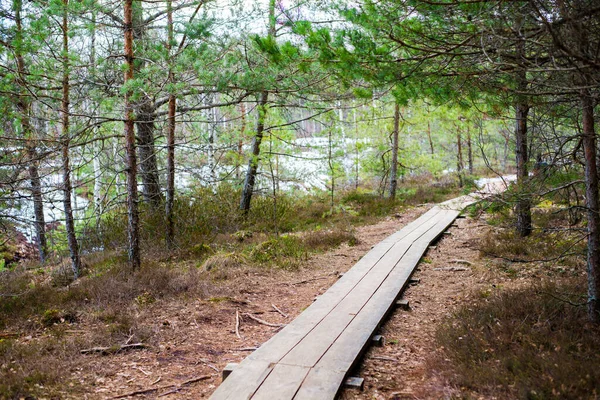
[{"left": 210, "top": 189, "right": 499, "bottom": 400}]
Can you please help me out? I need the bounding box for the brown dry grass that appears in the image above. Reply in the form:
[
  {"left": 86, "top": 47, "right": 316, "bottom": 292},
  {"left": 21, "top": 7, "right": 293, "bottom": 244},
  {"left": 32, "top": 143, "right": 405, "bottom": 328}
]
[{"left": 435, "top": 279, "right": 600, "bottom": 399}]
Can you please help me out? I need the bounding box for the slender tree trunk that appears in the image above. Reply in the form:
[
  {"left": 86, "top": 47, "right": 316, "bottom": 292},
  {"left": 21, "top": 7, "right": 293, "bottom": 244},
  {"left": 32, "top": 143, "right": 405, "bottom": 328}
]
[
  {"left": 514, "top": 16, "right": 532, "bottom": 237},
  {"left": 239, "top": 0, "right": 275, "bottom": 213},
  {"left": 389, "top": 102, "right": 400, "bottom": 199},
  {"left": 89, "top": 6, "right": 103, "bottom": 216},
  {"left": 457, "top": 126, "right": 464, "bottom": 188},
  {"left": 132, "top": 0, "right": 162, "bottom": 207},
  {"left": 28, "top": 160, "right": 47, "bottom": 261},
  {"left": 137, "top": 101, "right": 162, "bottom": 206},
  {"left": 503, "top": 132, "right": 509, "bottom": 171},
  {"left": 14, "top": 0, "right": 47, "bottom": 262},
  {"left": 208, "top": 93, "right": 217, "bottom": 184},
  {"left": 467, "top": 124, "right": 473, "bottom": 175},
  {"left": 328, "top": 126, "right": 334, "bottom": 211},
  {"left": 354, "top": 101, "right": 359, "bottom": 189},
  {"left": 581, "top": 88, "right": 600, "bottom": 323},
  {"left": 237, "top": 102, "right": 246, "bottom": 181},
  {"left": 61, "top": 0, "right": 80, "bottom": 278},
  {"left": 124, "top": 0, "right": 141, "bottom": 270},
  {"left": 240, "top": 92, "right": 268, "bottom": 213},
  {"left": 515, "top": 101, "right": 531, "bottom": 236},
  {"left": 165, "top": 0, "right": 176, "bottom": 249},
  {"left": 427, "top": 121, "right": 434, "bottom": 156}
]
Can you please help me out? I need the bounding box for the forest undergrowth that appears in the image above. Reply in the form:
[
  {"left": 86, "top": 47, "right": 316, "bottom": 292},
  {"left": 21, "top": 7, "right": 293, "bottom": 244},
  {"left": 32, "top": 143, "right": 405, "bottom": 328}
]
[
  {"left": 429, "top": 179, "right": 600, "bottom": 400},
  {"left": 0, "top": 176, "right": 463, "bottom": 398}
]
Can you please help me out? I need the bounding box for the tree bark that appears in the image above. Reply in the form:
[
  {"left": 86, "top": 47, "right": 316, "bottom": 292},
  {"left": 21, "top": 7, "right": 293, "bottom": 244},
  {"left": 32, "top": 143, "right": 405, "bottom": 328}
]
[
  {"left": 240, "top": 92, "right": 269, "bottom": 213},
  {"left": 28, "top": 159, "right": 47, "bottom": 262},
  {"left": 239, "top": 0, "right": 275, "bottom": 213},
  {"left": 136, "top": 101, "right": 162, "bottom": 207},
  {"left": 14, "top": 0, "right": 47, "bottom": 262},
  {"left": 389, "top": 102, "right": 400, "bottom": 199},
  {"left": 581, "top": 88, "right": 600, "bottom": 323},
  {"left": 61, "top": 0, "right": 81, "bottom": 278},
  {"left": 514, "top": 16, "right": 532, "bottom": 237},
  {"left": 427, "top": 121, "right": 434, "bottom": 156},
  {"left": 457, "top": 125, "right": 464, "bottom": 188},
  {"left": 467, "top": 124, "right": 473, "bottom": 175},
  {"left": 124, "top": 0, "right": 141, "bottom": 270},
  {"left": 133, "top": 0, "right": 162, "bottom": 208},
  {"left": 165, "top": 0, "right": 176, "bottom": 249},
  {"left": 515, "top": 102, "right": 531, "bottom": 237},
  {"left": 237, "top": 102, "right": 246, "bottom": 181}
]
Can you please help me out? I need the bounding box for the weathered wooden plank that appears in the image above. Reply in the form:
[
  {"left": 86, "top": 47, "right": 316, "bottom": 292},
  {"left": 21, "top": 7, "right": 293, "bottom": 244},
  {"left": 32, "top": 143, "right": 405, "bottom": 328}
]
[
  {"left": 208, "top": 359, "right": 273, "bottom": 400},
  {"left": 292, "top": 366, "right": 344, "bottom": 400},
  {"left": 251, "top": 364, "right": 310, "bottom": 400}
]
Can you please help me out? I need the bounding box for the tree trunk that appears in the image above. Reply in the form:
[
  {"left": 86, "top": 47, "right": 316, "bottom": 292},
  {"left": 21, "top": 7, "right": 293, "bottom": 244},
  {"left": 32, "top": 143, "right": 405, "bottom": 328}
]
[
  {"left": 136, "top": 101, "right": 162, "bottom": 207},
  {"left": 208, "top": 93, "right": 217, "bottom": 184},
  {"left": 89, "top": 6, "right": 103, "bottom": 216},
  {"left": 124, "top": 0, "right": 141, "bottom": 270},
  {"left": 132, "top": 0, "right": 162, "bottom": 208},
  {"left": 581, "top": 88, "right": 600, "bottom": 323},
  {"left": 389, "top": 102, "right": 400, "bottom": 199},
  {"left": 457, "top": 126, "right": 463, "bottom": 188},
  {"left": 467, "top": 124, "right": 473, "bottom": 175},
  {"left": 14, "top": 0, "right": 47, "bottom": 262},
  {"left": 28, "top": 159, "right": 47, "bottom": 262},
  {"left": 237, "top": 102, "right": 246, "bottom": 181},
  {"left": 61, "top": 0, "right": 81, "bottom": 278},
  {"left": 515, "top": 102, "right": 531, "bottom": 237},
  {"left": 240, "top": 92, "right": 268, "bottom": 213},
  {"left": 427, "top": 121, "right": 434, "bottom": 155},
  {"left": 514, "top": 17, "right": 532, "bottom": 237},
  {"left": 165, "top": 0, "right": 176, "bottom": 249}
]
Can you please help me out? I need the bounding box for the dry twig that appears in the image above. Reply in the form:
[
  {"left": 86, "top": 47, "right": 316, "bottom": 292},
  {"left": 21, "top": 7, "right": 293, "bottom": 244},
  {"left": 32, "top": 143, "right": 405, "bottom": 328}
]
[
  {"left": 113, "top": 375, "right": 211, "bottom": 399},
  {"left": 80, "top": 343, "right": 145, "bottom": 355},
  {"left": 271, "top": 303, "right": 288, "bottom": 318},
  {"left": 243, "top": 313, "right": 286, "bottom": 328}
]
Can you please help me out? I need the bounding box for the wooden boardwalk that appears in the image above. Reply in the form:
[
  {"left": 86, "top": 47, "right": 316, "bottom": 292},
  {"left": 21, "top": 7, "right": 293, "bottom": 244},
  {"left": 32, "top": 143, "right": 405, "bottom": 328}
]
[{"left": 209, "top": 193, "right": 485, "bottom": 400}]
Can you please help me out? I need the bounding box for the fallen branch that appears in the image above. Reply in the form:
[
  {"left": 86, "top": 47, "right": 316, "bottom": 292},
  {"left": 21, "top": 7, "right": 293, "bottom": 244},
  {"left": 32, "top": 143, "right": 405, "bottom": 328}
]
[
  {"left": 289, "top": 272, "right": 336, "bottom": 286},
  {"left": 271, "top": 303, "right": 288, "bottom": 318},
  {"left": 233, "top": 347, "right": 258, "bottom": 352},
  {"left": 198, "top": 358, "right": 219, "bottom": 372},
  {"left": 450, "top": 259, "right": 473, "bottom": 266},
  {"left": 113, "top": 375, "right": 211, "bottom": 399},
  {"left": 243, "top": 313, "right": 286, "bottom": 328},
  {"left": 433, "top": 267, "right": 470, "bottom": 272},
  {"left": 81, "top": 343, "right": 145, "bottom": 355}
]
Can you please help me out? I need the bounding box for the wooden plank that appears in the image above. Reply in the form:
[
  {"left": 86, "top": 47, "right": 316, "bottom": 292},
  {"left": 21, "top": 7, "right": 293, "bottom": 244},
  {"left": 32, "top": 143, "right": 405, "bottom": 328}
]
[
  {"left": 292, "top": 366, "right": 344, "bottom": 400},
  {"left": 208, "top": 359, "right": 273, "bottom": 400},
  {"left": 251, "top": 364, "right": 310, "bottom": 400}
]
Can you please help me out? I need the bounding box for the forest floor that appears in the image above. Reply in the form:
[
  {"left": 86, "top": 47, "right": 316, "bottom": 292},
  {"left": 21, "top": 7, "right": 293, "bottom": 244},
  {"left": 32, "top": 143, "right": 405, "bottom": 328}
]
[
  {"left": 3, "top": 198, "right": 597, "bottom": 399},
  {"left": 62, "top": 206, "right": 504, "bottom": 399}
]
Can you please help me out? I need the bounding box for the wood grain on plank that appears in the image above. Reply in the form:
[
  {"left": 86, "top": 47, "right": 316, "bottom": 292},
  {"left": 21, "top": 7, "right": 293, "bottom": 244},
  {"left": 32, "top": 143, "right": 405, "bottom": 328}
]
[{"left": 251, "top": 364, "right": 310, "bottom": 400}]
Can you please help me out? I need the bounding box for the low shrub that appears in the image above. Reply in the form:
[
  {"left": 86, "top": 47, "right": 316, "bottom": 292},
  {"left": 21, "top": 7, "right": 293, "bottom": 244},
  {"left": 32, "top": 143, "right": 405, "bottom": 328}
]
[{"left": 434, "top": 280, "right": 600, "bottom": 399}]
